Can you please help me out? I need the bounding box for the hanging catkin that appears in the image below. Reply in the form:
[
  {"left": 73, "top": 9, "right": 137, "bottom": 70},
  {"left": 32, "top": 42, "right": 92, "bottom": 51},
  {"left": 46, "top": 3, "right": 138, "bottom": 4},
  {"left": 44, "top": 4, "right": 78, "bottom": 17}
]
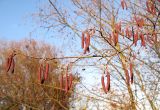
[
  {"left": 6, "top": 53, "right": 16, "bottom": 73},
  {"left": 64, "top": 64, "right": 73, "bottom": 93},
  {"left": 101, "top": 65, "right": 110, "bottom": 94},
  {"left": 140, "top": 33, "right": 145, "bottom": 47},
  {"left": 121, "top": 0, "right": 127, "bottom": 10},
  {"left": 133, "top": 30, "right": 138, "bottom": 46},
  {"left": 81, "top": 29, "right": 95, "bottom": 54},
  {"left": 44, "top": 63, "right": 49, "bottom": 80},
  {"left": 81, "top": 32, "right": 85, "bottom": 49},
  {"left": 10, "top": 58, "right": 15, "bottom": 73}
]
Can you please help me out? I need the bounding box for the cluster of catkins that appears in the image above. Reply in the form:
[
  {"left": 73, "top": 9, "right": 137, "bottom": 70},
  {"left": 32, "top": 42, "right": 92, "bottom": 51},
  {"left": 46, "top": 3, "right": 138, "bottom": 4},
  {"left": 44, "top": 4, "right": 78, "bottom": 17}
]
[
  {"left": 37, "top": 63, "right": 49, "bottom": 84},
  {"left": 101, "top": 63, "right": 133, "bottom": 94},
  {"left": 5, "top": 52, "right": 50, "bottom": 84},
  {"left": 59, "top": 64, "right": 73, "bottom": 93},
  {"left": 123, "top": 62, "right": 134, "bottom": 86},
  {"left": 111, "top": 20, "right": 147, "bottom": 47},
  {"left": 121, "top": 0, "right": 160, "bottom": 15},
  {"left": 111, "top": 17, "right": 157, "bottom": 47},
  {"left": 81, "top": 29, "right": 95, "bottom": 54},
  {"left": 101, "top": 65, "right": 110, "bottom": 94},
  {"left": 5, "top": 52, "right": 73, "bottom": 92},
  {"left": 120, "top": 0, "right": 158, "bottom": 46},
  {"left": 146, "top": 0, "right": 158, "bottom": 15}
]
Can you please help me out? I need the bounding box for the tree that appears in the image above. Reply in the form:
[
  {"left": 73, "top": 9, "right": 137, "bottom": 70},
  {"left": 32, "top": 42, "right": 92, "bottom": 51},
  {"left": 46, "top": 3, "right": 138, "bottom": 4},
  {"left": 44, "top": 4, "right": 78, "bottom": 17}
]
[
  {"left": 0, "top": 39, "right": 78, "bottom": 110},
  {"left": 35, "top": 0, "right": 160, "bottom": 109}
]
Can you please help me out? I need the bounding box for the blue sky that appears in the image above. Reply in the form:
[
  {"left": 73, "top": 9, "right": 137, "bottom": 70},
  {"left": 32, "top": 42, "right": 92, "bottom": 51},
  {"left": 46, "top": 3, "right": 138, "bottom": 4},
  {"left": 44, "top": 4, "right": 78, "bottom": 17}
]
[
  {"left": 0, "top": 0, "right": 79, "bottom": 56},
  {"left": 0, "top": 0, "right": 45, "bottom": 41}
]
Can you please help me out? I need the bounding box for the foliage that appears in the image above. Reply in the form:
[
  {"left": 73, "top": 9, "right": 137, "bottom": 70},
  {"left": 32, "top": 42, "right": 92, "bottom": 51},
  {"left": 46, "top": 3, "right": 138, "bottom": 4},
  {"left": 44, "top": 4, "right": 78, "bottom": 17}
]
[{"left": 0, "top": 39, "right": 77, "bottom": 110}]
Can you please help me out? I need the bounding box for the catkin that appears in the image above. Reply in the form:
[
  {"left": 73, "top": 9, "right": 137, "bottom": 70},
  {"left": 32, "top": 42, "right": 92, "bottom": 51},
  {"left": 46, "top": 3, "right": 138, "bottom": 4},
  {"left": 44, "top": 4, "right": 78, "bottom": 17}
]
[
  {"left": 140, "top": 33, "right": 145, "bottom": 47},
  {"left": 44, "top": 63, "right": 49, "bottom": 80}
]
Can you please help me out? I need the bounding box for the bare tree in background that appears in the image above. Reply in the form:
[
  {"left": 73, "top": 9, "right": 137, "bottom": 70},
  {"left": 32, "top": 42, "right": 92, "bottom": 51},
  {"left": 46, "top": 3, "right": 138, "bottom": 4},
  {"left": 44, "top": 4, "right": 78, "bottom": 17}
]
[{"left": 0, "top": 39, "right": 78, "bottom": 110}]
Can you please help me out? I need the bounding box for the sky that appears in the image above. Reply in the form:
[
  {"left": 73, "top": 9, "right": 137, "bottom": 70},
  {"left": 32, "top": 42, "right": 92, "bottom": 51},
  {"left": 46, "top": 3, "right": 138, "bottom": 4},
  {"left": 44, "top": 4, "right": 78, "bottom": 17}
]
[
  {"left": 0, "top": 0, "right": 80, "bottom": 55},
  {"left": 0, "top": 0, "right": 38, "bottom": 40}
]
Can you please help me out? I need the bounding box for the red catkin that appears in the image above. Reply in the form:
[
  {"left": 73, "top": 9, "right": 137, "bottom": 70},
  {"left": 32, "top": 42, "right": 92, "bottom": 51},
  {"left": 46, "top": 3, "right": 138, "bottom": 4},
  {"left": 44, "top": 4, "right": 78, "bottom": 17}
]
[
  {"left": 101, "top": 66, "right": 110, "bottom": 93},
  {"left": 138, "top": 18, "right": 144, "bottom": 28},
  {"left": 125, "top": 27, "right": 129, "bottom": 37},
  {"left": 121, "top": 0, "right": 127, "bottom": 10},
  {"left": 84, "top": 38, "right": 87, "bottom": 54},
  {"left": 82, "top": 29, "right": 94, "bottom": 54},
  {"left": 83, "top": 32, "right": 90, "bottom": 54},
  {"left": 115, "top": 22, "right": 121, "bottom": 33},
  {"left": 146, "top": 1, "right": 151, "bottom": 13},
  {"left": 133, "top": 30, "right": 138, "bottom": 46},
  {"left": 101, "top": 76, "right": 107, "bottom": 93},
  {"left": 121, "top": 0, "right": 125, "bottom": 10},
  {"left": 65, "top": 65, "right": 69, "bottom": 93},
  {"left": 151, "top": 2, "right": 156, "bottom": 15},
  {"left": 146, "top": 0, "right": 156, "bottom": 15},
  {"left": 65, "top": 75, "right": 68, "bottom": 93},
  {"left": 65, "top": 64, "right": 73, "bottom": 92},
  {"left": 113, "top": 31, "right": 119, "bottom": 45},
  {"left": 140, "top": 33, "right": 145, "bottom": 47},
  {"left": 44, "top": 63, "right": 49, "bottom": 80},
  {"left": 10, "top": 58, "right": 15, "bottom": 73},
  {"left": 85, "top": 32, "right": 90, "bottom": 52},
  {"left": 6, "top": 54, "right": 15, "bottom": 73},
  {"left": 81, "top": 32, "right": 85, "bottom": 49},
  {"left": 86, "top": 32, "right": 90, "bottom": 46},
  {"left": 6, "top": 57, "right": 12, "bottom": 72},
  {"left": 124, "top": 0, "right": 127, "bottom": 9},
  {"left": 106, "top": 70, "right": 110, "bottom": 92},
  {"left": 134, "top": 16, "right": 144, "bottom": 28}
]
